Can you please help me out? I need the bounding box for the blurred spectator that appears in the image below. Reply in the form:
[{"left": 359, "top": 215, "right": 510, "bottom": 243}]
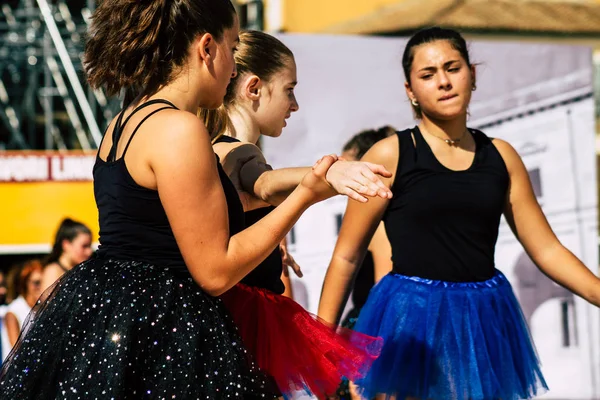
[
  {"left": 0, "top": 269, "right": 6, "bottom": 365},
  {"left": 4, "top": 260, "right": 43, "bottom": 348},
  {"left": 5, "top": 263, "right": 22, "bottom": 305},
  {"left": 0, "top": 270, "right": 7, "bottom": 306},
  {"left": 42, "top": 218, "right": 93, "bottom": 291},
  {"left": 1, "top": 262, "right": 22, "bottom": 361}
]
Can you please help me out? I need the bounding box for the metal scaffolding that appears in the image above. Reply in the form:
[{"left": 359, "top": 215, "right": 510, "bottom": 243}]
[
  {"left": 0, "top": 0, "right": 264, "bottom": 151},
  {"left": 0, "top": 0, "right": 119, "bottom": 151}
]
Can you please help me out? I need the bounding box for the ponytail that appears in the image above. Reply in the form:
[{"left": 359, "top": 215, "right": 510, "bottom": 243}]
[
  {"left": 84, "top": 0, "right": 236, "bottom": 98},
  {"left": 199, "top": 106, "right": 233, "bottom": 143}
]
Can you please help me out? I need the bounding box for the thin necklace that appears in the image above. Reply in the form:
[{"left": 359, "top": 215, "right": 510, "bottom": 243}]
[
  {"left": 56, "top": 260, "right": 70, "bottom": 272},
  {"left": 423, "top": 127, "right": 469, "bottom": 146}
]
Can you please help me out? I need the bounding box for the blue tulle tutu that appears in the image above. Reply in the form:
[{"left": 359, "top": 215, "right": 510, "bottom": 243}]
[{"left": 353, "top": 270, "right": 548, "bottom": 400}]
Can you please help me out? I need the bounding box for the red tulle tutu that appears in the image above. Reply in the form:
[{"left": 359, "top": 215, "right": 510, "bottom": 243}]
[{"left": 220, "top": 283, "right": 383, "bottom": 399}]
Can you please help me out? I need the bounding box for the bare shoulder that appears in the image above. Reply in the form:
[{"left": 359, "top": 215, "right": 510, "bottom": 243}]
[
  {"left": 152, "top": 109, "right": 208, "bottom": 144},
  {"left": 490, "top": 138, "right": 523, "bottom": 172},
  {"left": 145, "top": 110, "right": 214, "bottom": 161},
  {"left": 43, "top": 263, "right": 63, "bottom": 274},
  {"left": 363, "top": 134, "right": 399, "bottom": 160},
  {"left": 361, "top": 134, "right": 399, "bottom": 165},
  {"left": 490, "top": 137, "right": 516, "bottom": 154}
]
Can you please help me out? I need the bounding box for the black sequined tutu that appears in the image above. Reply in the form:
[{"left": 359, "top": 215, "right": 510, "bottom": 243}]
[{"left": 0, "top": 257, "right": 278, "bottom": 399}]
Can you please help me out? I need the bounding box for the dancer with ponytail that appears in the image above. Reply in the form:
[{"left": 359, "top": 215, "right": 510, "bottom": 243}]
[
  {"left": 318, "top": 27, "right": 600, "bottom": 400},
  {"left": 205, "top": 30, "right": 386, "bottom": 399},
  {"left": 0, "top": 3, "right": 390, "bottom": 399}
]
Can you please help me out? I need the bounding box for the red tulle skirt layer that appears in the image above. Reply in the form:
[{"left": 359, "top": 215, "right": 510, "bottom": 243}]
[{"left": 220, "top": 283, "right": 383, "bottom": 399}]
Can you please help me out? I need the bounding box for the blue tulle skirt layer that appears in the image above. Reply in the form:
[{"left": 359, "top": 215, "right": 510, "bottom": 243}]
[{"left": 353, "top": 270, "right": 548, "bottom": 400}]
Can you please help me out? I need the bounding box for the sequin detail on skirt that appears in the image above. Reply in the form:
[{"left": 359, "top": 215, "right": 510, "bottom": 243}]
[{"left": 0, "top": 258, "right": 279, "bottom": 399}]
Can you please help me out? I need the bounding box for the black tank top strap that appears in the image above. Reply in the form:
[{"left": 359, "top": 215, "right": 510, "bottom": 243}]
[
  {"left": 95, "top": 122, "right": 113, "bottom": 160},
  {"left": 214, "top": 135, "right": 241, "bottom": 144},
  {"left": 411, "top": 126, "right": 430, "bottom": 157},
  {"left": 470, "top": 128, "right": 489, "bottom": 144},
  {"left": 471, "top": 128, "right": 501, "bottom": 169},
  {"left": 389, "top": 128, "right": 416, "bottom": 193},
  {"left": 107, "top": 99, "right": 178, "bottom": 162},
  {"left": 106, "top": 109, "right": 128, "bottom": 162},
  {"left": 117, "top": 99, "right": 177, "bottom": 139},
  {"left": 121, "top": 105, "right": 176, "bottom": 158},
  {"left": 397, "top": 128, "right": 417, "bottom": 158}
]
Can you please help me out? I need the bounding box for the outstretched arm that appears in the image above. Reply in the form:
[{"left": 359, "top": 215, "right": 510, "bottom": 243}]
[
  {"left": 153, "top": 112, "right": 338, "bottom": 296},
  {"left": 215, "top": 141, "right": 393, "bottom": 207},
  {"left": 495, "top": 139, "right": 600, "bottom": 307}
]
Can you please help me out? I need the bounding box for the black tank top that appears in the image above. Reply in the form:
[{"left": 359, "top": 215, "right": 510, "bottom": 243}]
[
  {"left": 383, "top": 127, "right": 509, "bottom": 282},
  {"left": 351, "top": 251, "right": 375, "bottom": 309},
  {"left": 214, "top": 135, "right": 285, "bottom": 294},
  {"left": 94, "top": 100, "right": 245, "bottom": 270}
]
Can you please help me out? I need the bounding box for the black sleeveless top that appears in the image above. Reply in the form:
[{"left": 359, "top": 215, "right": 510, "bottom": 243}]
[
  {"left": 351, "top": 251, "right": 375, "bottom": 309},
  {"left": 94, "top": 100, "right": 245, "bottom": 270},
  {"left": 214, "top": 135, "right": 285, "bottom": 294},
  {"left": 383, "top": 127, "right": 509, "bottom": 282}
]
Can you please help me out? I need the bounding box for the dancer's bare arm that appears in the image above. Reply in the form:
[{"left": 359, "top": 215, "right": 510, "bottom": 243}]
[
  {"left": 151, "top": 112, "right": 337, "bottom": 296},
  {"left": 215, "top": 141, "right": 393, "bottom": 206},
  {"left": 318, "top": 136, "right": 399, "bottom": 324},
  {"left": 5, "top": 312, "right": 20, "bottom": 346},
  {"left": 495, "top": 139, "right": 600, "bottom": 307}
]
